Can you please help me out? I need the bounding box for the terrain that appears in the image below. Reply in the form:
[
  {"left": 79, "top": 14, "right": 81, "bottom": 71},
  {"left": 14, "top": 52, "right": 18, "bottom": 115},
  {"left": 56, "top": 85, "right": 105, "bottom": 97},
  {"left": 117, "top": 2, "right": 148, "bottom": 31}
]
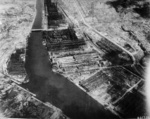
[
  {"left": 0, "top": 0, "right": 68, "bottom": 118},
  {"left": 0, "top": 0, "right": 149, "bottom": 118}
]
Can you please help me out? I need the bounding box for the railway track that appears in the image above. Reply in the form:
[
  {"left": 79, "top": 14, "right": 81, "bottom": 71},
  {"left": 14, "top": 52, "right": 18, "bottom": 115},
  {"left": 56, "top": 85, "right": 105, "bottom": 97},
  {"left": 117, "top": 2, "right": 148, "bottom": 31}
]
[{"left": 73, "top": 0, "right": 136, "bottom": 66}]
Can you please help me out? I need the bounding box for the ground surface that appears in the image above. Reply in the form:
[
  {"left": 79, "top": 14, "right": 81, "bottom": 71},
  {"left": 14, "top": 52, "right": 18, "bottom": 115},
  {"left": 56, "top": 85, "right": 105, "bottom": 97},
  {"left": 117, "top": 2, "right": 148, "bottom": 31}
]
[
  {"left": 58, "top": 0, "right": 150, "bottom": 62},
  {"left": 0, "top": 0, "right": 68, "bottom": 118},
  {"left": 0, "top": 0, "right": 149, "bottom": 118},
  {"left": 53, "top": 0, "right": 149, "bottom": 117}
]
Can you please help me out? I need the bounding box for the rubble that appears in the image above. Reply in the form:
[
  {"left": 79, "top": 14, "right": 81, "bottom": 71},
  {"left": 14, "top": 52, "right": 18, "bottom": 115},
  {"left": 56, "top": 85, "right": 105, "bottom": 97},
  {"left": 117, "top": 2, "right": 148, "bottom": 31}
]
[
  {"left": 45, "top": 0, "right": 68, "bottom": 28},
  {"left": 7, "top": 49, "right": 28, "bottom": 84},
  {"left": 44, "top": 0, "right": 147, "bottom": 117},
  {"left": 44, "top": 31, "right": 113, "bottom": 82},
  {"left": 0, "top": 0, "right": 147, "bottom": 118},
  {"left": 0, "top": 76, "right": 67, "bottom": 119},
  {"left": 0, "top": 0, "right": 69, "bottom": 118},
  {"left": 58, "top": 0, "right": 150, "bottom": 63},
  {"left": 79, "top": 67, "right": 144, "bottom": 114}
]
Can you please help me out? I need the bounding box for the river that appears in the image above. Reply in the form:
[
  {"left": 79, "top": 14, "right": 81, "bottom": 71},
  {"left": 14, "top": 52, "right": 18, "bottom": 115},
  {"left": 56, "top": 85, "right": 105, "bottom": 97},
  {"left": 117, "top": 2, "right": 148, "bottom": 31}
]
[{"left": 22, "top": 0, "right": 118, "bottom": 118}]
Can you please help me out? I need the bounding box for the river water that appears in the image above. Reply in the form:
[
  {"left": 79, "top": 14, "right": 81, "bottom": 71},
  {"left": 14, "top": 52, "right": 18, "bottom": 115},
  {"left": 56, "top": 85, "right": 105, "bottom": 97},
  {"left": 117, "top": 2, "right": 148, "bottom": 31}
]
[{"left": 22, "top": 0, "right": 118, "bottom": 118}]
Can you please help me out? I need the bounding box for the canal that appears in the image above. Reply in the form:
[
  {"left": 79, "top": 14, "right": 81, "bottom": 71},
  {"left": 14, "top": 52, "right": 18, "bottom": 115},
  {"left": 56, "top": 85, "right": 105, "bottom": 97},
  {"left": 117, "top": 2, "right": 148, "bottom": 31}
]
[{"left": 22, "top": 0, "right": 118, "bottom": 118}]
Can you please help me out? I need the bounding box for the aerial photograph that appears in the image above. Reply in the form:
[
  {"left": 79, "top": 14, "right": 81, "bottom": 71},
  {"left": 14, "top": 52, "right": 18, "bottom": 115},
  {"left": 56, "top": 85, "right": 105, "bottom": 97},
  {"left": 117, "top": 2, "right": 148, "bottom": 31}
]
[{"left": 0, "top": 0, "right": 149, "bottom": 118}]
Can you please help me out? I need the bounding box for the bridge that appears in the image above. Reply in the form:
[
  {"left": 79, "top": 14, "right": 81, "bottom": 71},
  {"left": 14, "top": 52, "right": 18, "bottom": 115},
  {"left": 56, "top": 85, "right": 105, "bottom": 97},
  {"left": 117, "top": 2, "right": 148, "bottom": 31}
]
[{"left": 32, "top": 25, "right": 69, "bottom": 32}]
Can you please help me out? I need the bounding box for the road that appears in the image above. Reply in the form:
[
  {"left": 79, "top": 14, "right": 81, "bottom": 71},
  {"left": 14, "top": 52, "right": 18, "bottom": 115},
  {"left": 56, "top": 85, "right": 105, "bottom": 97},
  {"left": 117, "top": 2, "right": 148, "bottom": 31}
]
[
  {"left": 32, "top": 26, "right": 68, "bottom": 31},
  {"left": 73, "top": 0, "right": 136, "bottom": 66}
]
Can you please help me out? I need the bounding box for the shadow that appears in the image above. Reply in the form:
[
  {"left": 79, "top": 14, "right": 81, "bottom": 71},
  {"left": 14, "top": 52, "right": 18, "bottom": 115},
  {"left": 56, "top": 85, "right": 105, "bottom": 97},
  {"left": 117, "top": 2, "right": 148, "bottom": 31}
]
[
  {"left": 63, "top": 102, "right": 118, "bottom": 119},
  {"left": 147, "top": 33, "right": 150, "bottom": 43},
  {"left": 114, "top": 90, "right": 146, "bottom": 118},
  {"left": 106, "top": 0, "right": 145, "bottom": 13},
  {"left": 102, "top": 50, "right": 132, "bottom": 65},
  {"left": 134, "top": 3, "right": 150, "bottom": 19}
]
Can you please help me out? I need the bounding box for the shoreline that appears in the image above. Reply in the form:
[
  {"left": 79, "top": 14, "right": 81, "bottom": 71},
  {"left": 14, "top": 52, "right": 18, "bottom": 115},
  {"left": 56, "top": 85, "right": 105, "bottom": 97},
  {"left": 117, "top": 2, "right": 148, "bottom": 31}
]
[
  {"left": 52, "top": 67, "right": 120, "bottom": 117},
  {"left": 0, "top": 0, "right": 69, "bottom": 118},
  {"left": 3, "top": 0, "right": 37, "bottom": 84}
]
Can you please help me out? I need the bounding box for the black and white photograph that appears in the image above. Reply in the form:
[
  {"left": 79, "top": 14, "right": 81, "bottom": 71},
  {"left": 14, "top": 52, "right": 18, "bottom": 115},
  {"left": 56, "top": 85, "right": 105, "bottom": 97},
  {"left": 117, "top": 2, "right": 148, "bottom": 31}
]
[{"left": 0, "top": 0, "right": 150, "bottom": 119}]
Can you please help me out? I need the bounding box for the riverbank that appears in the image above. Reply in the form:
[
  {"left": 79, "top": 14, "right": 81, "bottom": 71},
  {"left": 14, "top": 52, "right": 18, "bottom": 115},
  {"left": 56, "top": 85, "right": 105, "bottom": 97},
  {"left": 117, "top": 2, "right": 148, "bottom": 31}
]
[
  {"left": 44, "top": 0, "right": 146, "bottom": 118},
  {"left": 0, "top": 0, "right": 69, "bottom": 118},
  {"left": 0, "top": 0, "right": 37, "bottom": 81},
  {"left": 37, "top": 0, "right": 121, "bottom": 118}
]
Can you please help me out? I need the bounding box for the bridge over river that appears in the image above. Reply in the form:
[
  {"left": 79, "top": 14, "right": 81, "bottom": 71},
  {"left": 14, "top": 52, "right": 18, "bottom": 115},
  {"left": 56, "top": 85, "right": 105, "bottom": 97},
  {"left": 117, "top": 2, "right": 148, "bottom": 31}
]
[{"left": 32, "top": 26, "right": 68, "bottom": 32}]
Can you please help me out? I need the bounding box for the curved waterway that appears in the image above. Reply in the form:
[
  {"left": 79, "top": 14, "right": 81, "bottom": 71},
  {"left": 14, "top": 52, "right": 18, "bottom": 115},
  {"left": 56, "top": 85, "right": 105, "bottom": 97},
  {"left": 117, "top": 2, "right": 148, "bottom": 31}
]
[{"left": 22, "top": 0, "right": 118, "bottom": 118}]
